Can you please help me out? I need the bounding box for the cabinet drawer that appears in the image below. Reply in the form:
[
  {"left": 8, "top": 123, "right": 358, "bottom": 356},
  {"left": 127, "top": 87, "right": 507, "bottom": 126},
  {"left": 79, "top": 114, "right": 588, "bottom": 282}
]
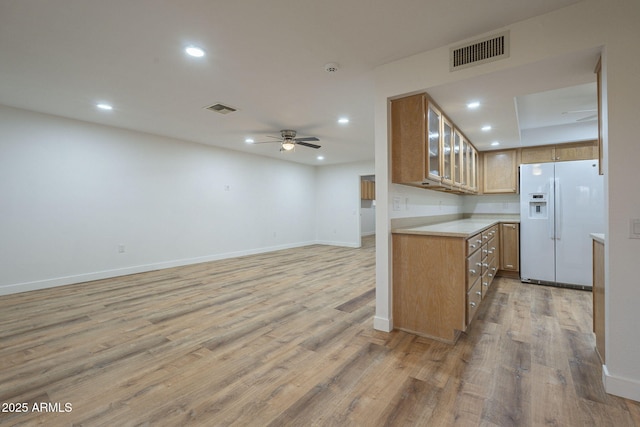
[
  {"left": 487, "top": 256, "right": 499, "bottom": 283},
  {"left": 466, "top": 248, "right": 483, "bottom": 290},
  {"left": 467, "top": 233, "right": 482, "bottom": 255},
  {"left": 486, "top": 237, "right": 497, "bottom": 258},
  {"left": 481, "top": 270, "right": 491, "bottom": 297},
  {"left": 467, "top": 279, "right": 482, "bottom": 325},
  {"left": 482, "top": 225, "right": 498, "bottom": 242}
]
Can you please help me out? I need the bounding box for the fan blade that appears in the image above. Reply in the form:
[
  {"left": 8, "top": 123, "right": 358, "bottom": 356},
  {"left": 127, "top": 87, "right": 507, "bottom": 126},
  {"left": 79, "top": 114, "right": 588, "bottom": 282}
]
[
  {"left": 296, "top": 141, "right": 321, "bottom": 149},
  {"left": 251, "top": 140, "right": 280, "bottom": 144},
  {"left": 293, "top": 137, "right": 320, "bottom": 142}
]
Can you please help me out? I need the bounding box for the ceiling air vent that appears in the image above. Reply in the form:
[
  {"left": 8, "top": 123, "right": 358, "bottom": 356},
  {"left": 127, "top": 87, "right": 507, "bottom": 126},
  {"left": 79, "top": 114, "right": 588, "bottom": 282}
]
[
  {"left": 450, "top": 31, "right": 509, "bottom": 71},
  {"left": 205, "top": 103, "right": 238, "bottom": 114}
]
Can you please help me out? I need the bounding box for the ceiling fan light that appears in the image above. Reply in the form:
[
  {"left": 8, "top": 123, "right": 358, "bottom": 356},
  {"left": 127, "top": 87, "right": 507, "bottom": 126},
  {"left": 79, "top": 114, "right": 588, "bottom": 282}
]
[{"left": 282, "top": 141, "right": 295, "bottom": 151}]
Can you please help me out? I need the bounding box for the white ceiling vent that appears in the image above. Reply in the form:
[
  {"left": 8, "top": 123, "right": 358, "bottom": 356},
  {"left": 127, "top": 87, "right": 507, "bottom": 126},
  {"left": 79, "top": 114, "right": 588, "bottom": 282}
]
[
  {"left": 450, "top": 31, "right": 510, "bottom": 71},
  {"left": 205, "top": 103, "right": 238, "bottom": 114}
]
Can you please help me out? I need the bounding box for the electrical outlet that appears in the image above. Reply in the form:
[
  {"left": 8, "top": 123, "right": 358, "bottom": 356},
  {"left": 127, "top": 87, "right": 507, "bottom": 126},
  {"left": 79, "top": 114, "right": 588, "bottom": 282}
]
[{"left": 630, "top": 219, "right": 640, "bottom": 239}]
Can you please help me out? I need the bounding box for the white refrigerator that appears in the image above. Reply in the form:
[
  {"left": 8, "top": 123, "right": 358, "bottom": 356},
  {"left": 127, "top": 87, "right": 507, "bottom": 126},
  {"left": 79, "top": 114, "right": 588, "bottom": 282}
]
[{"left": 520, "top": 159, "right": 604, "bottom": 289}]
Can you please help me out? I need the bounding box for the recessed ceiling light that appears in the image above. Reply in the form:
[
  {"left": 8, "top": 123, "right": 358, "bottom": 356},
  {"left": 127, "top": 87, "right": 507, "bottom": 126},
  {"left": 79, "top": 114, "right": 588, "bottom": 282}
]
[
  {"left": 467, "top": 101, "right": 480, "bottom": 109},
  {"left": 317, "top": 156, "right": 325, "bottom": 160},
  {"left": 338, "top": 117, "right": 349, "bottom": 124},
  {"left": 96, "top": 103, "right": 113, "bottom": 111},
  {"left": 481, "top": 125, "right": 492, "bottom": 131},
  {"left": 185, "top": 46, "right": 205, "bottom": 58},
  {"left": 491, "top": 141, "right": 500, "bottom": 146},
  {"left": 245, "top": 138, "right": 254, "bottom": 143}
]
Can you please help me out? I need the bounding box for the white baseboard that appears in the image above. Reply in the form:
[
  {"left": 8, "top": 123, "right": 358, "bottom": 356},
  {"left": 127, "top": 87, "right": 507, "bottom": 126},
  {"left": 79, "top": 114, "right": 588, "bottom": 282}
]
[
  {"left": 0, "top": 240, "right": 317, "bottom": 296},
  {"left": 315, "top": 240, "right": 361, "bottom": 248},
  {"left": 602, "top": 364, "right": 640, "bottom": 402}
]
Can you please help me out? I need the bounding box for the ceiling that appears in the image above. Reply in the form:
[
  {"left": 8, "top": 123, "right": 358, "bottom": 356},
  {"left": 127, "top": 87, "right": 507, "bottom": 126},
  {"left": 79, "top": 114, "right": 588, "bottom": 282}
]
[{"left": 0, "top": 0, "right": 590, "bottom": 165}]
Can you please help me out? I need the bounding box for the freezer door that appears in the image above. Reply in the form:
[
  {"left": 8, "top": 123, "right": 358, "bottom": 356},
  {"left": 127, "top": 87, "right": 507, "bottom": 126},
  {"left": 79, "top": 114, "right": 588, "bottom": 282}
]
[
  {"left": 520, "top": 163, "right": 556, "bottom": 283},
  {"left": 554, "top": 160, "right": 604, "bottom": 287}
]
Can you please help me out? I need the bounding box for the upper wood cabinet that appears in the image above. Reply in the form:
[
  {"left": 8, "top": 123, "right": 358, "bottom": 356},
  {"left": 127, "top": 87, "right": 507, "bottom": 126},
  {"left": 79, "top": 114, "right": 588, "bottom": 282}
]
[
  {"left": 390, "top": 92, "right": 478, "bottom": 194},
  {"left": 595, "top": 56, "right": 603, "bottom": 175},
  {"left": 391, "top": 93, "right": 428, "bottom": 185},
  {"left": 482, "top": 149, "right": 518, "bottom": 194},
  {"left": 520, "top": 140, "right": 598, "bottom": 164},
  {"left": 360, "top": 180, "right": 375, "bottom": 200}
]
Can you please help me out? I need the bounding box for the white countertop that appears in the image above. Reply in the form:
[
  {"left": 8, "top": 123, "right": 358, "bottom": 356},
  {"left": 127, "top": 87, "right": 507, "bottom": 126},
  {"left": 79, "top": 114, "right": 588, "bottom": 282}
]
[
  {"left": 590, "top": 233, "right": 605, "bottom": 244},
  {"left": 392, "top": 218, "right": 509, "bottom": 238}
]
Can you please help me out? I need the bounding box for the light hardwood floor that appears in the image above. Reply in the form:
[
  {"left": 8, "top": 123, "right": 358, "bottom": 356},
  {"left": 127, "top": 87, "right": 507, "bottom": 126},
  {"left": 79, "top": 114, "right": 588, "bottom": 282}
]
[{"left": 1, "top": 236, "right": 639, "bottom": 426}]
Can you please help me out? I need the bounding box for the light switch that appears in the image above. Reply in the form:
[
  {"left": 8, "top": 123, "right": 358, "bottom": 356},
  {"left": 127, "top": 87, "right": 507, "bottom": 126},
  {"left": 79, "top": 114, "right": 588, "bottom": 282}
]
[
  {"left": 630, "top": 219, "right": 640, "bottom": 239},
  {"left": 393, "top": 197, "right": 401, "bottom": 211}
]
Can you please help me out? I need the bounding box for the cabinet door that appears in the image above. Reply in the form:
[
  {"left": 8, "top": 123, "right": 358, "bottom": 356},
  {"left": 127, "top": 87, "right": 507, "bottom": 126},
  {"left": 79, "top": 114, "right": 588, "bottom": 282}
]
[
  {"left": 426, "top": 102, "right": 442, "bottom": 182},
  {"left": 483, "top": 149, "right": 517, "bottom": 194},
  {"left": 500, "top": 223, "right": 520, "bottom": 272},
  {"left": 460, "top": 138, "right": 468, "bottom": 190},
  {"left": 441, "top": 116, "right": 453, "bottom": 185},
  {"left": 555, "top": 140, "right": 597, "bottom": 162},
  {"left": 470, "top": 147, "right": 478, "bottom": 192},
  {"left": 391, "top": 94, "right": 426, "bottom": 184},
  {"left": 453, "top": 129, "right": 462, "bottom": 187},
  {"left": 521, "top": 146, "right": 555, "bottom": 164}
]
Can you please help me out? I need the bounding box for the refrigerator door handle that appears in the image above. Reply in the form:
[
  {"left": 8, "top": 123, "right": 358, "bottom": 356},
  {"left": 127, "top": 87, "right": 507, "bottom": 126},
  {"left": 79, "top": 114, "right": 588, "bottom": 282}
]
[
  {"left": 547, "top": 178, "right": 555, "bottom": 240},
  {"left": 555, "top": 177, "right": 561, "bottom": 240}
]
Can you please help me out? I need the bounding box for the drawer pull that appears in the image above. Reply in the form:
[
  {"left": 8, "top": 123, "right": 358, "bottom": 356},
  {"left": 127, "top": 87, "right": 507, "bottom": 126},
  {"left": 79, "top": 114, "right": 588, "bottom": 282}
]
[
  {"left": 470, "top": 244, "right": 476, "bottom": 249},
  {"left": 470, "top": 302, "right": 477, "bottom": 308},
  {"left": 469, "top": 269, "right": 477, "bottom": 275},
  {"left": 476, "top": 291, "right": 482, "bottom": 296},
  {"left": 483, "top": 282, "right": 489, "bottom": 287}
]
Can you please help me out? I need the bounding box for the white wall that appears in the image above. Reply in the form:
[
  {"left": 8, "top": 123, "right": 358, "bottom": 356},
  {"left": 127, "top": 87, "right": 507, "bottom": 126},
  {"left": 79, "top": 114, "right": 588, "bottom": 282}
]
[
  {"left": 0, "top": 105, "right": 317, "bottom": 294},
  {"left": 391, "top": 184, "right": 463, "bottom": 219},
  {"left": 315, "top": 160, "right": 375, "bottom": 247},
  {"left": 360, "top": 199, "right": 375, "bottom": 236},
  {"left": 374, "top": 0, "right": 640, "bottom": 400},
  {"left": 463, "top": 194, "right": 520, "bottom": 215}
]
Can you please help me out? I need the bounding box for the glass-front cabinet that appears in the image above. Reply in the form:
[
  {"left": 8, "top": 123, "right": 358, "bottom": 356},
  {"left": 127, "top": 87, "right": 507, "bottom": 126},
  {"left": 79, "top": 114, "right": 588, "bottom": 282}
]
[
  {"left": 453, "top": 129, "right": 462, "bottom": 188},
  {"left": 390, "top": 92, "right": 479, "bottom": 194},
  {"left": 441, "top": 116, "right": 453, "bottom": 186},
  {"left": 426, "top": 103, "right": 442, "bottom": 183}
]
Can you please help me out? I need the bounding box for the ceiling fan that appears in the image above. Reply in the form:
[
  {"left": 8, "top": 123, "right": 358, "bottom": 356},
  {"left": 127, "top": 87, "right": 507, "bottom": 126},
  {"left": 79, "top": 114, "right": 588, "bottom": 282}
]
[{"left": 253, "top": 130, "right": 321, "bottom": 152}]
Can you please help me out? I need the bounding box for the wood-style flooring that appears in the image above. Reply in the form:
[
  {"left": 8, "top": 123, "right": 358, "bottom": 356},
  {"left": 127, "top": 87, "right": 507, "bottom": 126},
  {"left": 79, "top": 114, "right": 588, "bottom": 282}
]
[{"left": 1, "top": 236, "right": 639, "bottom": 426}]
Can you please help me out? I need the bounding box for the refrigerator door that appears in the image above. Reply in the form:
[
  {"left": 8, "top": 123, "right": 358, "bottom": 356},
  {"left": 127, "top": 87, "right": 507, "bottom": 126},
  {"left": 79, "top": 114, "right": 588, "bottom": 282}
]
[
  {"left": 554, "top": 160, "right": 604, "bottom": 287},
  {"left": 520, "top": 163, "right": 556, "bottom": 283}
]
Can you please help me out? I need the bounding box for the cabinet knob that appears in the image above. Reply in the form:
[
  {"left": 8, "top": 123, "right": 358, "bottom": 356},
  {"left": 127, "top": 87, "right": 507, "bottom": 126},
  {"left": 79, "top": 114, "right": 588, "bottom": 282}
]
[
  {"left": 483, "top": 282, "right": 488, "bottom": 287},
  {"left": 470, "top": 244, "right": 476, "bottom": 248},
  {"left": 470, "top": 302, "right": 477, "bottom": 308},
  {"left": 469, "top": 269, "right": 477, "bottom": 274},
  {"left": 476, "top": 291, "right": 482, "bottom": 296}
]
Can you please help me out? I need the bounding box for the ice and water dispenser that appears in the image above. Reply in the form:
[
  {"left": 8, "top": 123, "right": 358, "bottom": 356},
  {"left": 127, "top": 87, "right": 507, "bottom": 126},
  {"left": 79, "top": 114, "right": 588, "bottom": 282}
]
[{"left": 527, "top": 193, "right": 548, "bottom": 219}]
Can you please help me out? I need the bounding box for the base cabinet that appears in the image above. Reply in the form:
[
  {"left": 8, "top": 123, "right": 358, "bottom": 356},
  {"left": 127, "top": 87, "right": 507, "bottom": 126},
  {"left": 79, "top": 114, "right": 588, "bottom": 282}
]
[
  {"left": 593, "top": 239, "right": 605, "bottom": 363},
  {"left": 499, "top": 223, "right": 520, "bottom": 276},
  {"left": 392, "top": 224, "right": 499, "bottom": 343}
]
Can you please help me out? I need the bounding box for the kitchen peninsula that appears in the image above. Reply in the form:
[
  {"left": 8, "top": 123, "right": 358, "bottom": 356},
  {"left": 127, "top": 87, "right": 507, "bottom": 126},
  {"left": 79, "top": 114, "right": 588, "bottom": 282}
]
[{"left": 392, "top": 217, "right": 519, "bottom": 343}]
